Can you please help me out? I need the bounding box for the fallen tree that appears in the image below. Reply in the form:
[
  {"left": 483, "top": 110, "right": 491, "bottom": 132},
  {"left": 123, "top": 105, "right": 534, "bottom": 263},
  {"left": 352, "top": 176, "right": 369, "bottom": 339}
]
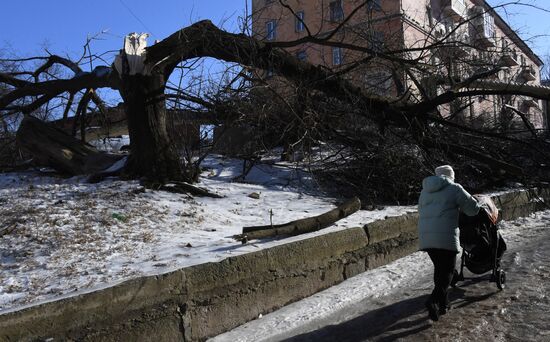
[
  {"left": 16, "top": 116, "right": 124, "bottom": 175},
  {"left": 234, "top": 197, "right": 361, "bottom": 242},
  {"left": 2, "top": 16, "right": 550, "bottom": 195}
]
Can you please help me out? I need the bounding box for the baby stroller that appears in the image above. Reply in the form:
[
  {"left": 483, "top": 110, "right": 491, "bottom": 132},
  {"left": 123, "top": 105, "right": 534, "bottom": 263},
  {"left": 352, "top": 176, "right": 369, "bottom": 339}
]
[{"left": 451, "top": 195, "right": 507, "bottom": 290}]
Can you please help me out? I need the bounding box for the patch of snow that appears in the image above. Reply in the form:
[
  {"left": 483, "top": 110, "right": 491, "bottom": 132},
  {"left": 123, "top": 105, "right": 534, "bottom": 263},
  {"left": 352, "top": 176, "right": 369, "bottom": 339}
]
[
  {"left": 88, "top": 135, "right": 130, "bottom": 153},
  {"left": 0, "top": 155, "right": 414, "bottom": 313},
  {"left": 102, "top": 156, "right": 128, "bottom": 173},
  {"left": 210, "top": 210, "right": 550, "bottom": 342}
]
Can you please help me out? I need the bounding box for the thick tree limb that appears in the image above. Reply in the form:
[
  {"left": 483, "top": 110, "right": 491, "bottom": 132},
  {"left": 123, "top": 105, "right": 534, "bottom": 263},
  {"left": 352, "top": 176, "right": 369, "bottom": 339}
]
[
  {"left": 504, "top": 104, "right": 537, "bottom": 138},
  {"left": 234, "top": 197, "right": 361, "bottom": 242},
  {"left": 147, "top": 20, "right": 404, "bottom": 126},
  {"left": 0, "top": 73, "right": 31, "bottom": 88},
  {"left": 423, "top": 138, "right": 524, "bottom": 176},
  {"left": 0, "top": 71, "right": 118, "bottom": 109},
  {"left": 62, "top": 92, "right": 75, "bottom": 121},
  {"left": 405, "top": 81, "right": 550, "bottom": 113},
  {"left": 16, "top": 116, "right": 123, "bottom": 175},
  {"left": 33, "top": 55, "right": 82, "bottom": 78}
]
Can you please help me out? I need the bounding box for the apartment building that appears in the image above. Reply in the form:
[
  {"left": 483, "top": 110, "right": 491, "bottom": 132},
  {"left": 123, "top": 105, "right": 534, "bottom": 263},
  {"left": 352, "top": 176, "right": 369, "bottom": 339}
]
[{"left": 251, "top": 0, "right": 544, "bottom": 130}]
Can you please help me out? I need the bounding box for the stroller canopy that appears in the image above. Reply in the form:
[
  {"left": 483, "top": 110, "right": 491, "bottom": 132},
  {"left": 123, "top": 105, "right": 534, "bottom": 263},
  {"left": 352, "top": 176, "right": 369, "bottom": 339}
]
[{"left": 474, "top": 195, "right": 499, "bottom": 225}]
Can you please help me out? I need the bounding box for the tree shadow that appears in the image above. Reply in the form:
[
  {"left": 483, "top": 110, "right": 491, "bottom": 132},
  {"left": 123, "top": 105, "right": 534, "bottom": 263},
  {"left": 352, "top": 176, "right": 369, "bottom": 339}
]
[{"left": 282, "top": 274, "right": 498, "bottom": 342}]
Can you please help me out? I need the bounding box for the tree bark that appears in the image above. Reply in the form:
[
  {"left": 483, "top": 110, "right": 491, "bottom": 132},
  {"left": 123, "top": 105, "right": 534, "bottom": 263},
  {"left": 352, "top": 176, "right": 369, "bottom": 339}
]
[
  {"left": 158, "top": 181, "right": 224, "bottom": 198},
  {"left": 16, "top": 116, "right": 123, "bottom": 175},
  {"left": 119, "top": 73, "right": 185, "bottom": 182},
  {"left": 4, "top": 20, "right": 550, "bottom": 185},
  {"left": 235, "top": 197, "right": 361, "bottom": 242}
]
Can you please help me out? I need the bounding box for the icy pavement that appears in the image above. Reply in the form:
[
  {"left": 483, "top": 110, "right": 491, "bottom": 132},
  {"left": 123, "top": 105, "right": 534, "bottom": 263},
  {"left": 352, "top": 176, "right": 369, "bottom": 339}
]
[
  {"left": 211, "top": 211, "right": 550, "bottom": 342},
  {"left": 0, "top": 155, "right": 416, "bottom": 312}
]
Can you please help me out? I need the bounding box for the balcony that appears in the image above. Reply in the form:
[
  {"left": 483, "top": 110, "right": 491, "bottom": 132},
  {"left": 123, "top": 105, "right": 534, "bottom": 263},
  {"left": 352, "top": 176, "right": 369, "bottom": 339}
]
[
  {"left": 435, "top": 27, "right": 471, "bottom": 58},
  {"left": 470, "top": 6, "right": 496, "bottom": 48},
  {"left": 520, "top": 65, "right": 537, "bottom": 81},
  {"left": 448, "top": 32, "right": 471, "bottom": 58},
  {"left": 467, "top": 51, "right": 500, "bottom": 79},
  {"left": 442, "top": 0, "right": 467, "bottom": 21},
  {"left": 473, "top": 30, "right": 496, "bottom": 48},
  {"left": 500, "top": 47, "right": 519, "bottom": 66}
]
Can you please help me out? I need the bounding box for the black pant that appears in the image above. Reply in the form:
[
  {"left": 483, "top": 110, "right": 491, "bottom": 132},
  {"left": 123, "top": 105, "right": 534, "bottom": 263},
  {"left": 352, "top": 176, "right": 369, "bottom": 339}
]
[{"left": 426, "top": 249, "right": 457, "bottom": 308}]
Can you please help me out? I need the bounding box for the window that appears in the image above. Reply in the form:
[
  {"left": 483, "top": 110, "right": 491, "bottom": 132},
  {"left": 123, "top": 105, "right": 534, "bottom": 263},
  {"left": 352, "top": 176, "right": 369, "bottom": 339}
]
[
  {"left": 367, "top": 0, "right": 382, "bottom": 11},
  {"left": 266, "top": 20, "right": 277, "bottom": 41},
  {"left": 295, "top": 11, "right": 305, "bottom": 32},
  {"left": 332, "top": 47, "right": 343, "bottom": 65},
  {"left": 370, "top": 31, "right": 384, "bottom": 52},
  {"left": 330, "top": 1, "right": 344, "bottom": 22},
  {"left": 483, "top": 12, "right": 495, "bottom": 39},
  {"left": 296, "top": 50, "right": 307, "bottom": 61}
]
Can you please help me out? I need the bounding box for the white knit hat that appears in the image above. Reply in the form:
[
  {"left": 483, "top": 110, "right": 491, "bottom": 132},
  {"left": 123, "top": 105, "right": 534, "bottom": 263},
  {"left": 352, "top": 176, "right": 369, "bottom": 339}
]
[{"left": 435, "top": 165, "right": 455, "bottom": 181}]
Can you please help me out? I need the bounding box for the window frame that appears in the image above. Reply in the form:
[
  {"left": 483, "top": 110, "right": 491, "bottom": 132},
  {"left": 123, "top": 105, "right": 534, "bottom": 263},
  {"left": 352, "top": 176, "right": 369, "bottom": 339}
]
[
  {"left": 367, "top": 0, "right": 382, "bottom": 11},
  {"left": 483, "top": 12, "right": 495, "bottom": 39},
  {"left": 329, "top": 0, "right": 344, "bottom": 22},
  {"left": 266, "top": 20, "right": 277, "bottom": 41},
  {"left": 332, "top": 47, "right": 343, "bottom": 65},
  {"left": 295, "top": 11, "right": 305, "bottom": 32},
  {"left": 296, "top": 50, "right": 307, "bottom": 61}
]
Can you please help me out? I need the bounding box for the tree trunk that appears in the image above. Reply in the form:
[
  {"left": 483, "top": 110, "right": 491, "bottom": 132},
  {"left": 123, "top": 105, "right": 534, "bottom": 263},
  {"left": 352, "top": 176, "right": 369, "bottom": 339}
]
[
  {"left": 235, "top": 197, "right": 361, "bottom": 242},
  {"left": 119, "top": 73, "right": 185, "bottom": 182},
  {"left": 16, "top": 116, "right": 123, "bottom": 175}
]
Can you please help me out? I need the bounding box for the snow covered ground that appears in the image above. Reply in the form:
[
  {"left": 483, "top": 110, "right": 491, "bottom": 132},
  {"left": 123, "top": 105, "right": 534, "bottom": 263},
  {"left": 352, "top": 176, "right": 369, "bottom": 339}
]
[
  {"left": 210, "top": 211, "right": 550, "bottom": 342},
  {"left": 0, "top": 155, "right": 416, "bottom": 312}
]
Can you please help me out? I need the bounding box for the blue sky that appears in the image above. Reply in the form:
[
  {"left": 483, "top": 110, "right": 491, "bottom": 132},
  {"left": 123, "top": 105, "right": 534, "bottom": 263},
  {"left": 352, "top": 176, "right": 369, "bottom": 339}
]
[
  {"left": 489, "top": 0, "right": 550, "bottom": 59},
  {"left": 0, "top": 0, "right": 548, "bottom": 61},
  {"left": 0, "top": 0, "right": 250, "bottom": 60}
]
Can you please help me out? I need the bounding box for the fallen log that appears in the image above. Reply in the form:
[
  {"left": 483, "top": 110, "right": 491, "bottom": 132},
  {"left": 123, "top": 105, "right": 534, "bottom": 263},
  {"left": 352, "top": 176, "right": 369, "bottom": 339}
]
[
  {"left": 158, "top": 181, "right": 224, "bottom": 198},
  {"left": 234, "top": 197, "right": 361, "bottom": 242},
  {"left": 16, "top": 116, "right": 124, "bottom": 175}
]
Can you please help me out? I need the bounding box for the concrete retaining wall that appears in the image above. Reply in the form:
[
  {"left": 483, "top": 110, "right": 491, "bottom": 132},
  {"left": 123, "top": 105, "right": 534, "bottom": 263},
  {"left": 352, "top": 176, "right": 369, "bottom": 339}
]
[{"left": 1, "top": 188, "right": 548, "bottom": 341}]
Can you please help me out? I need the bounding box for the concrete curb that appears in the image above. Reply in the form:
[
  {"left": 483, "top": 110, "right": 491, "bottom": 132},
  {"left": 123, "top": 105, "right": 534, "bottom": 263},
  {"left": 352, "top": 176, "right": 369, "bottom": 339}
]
[{"left": 1, "top": 188, "right": 548, "bottom": 341}]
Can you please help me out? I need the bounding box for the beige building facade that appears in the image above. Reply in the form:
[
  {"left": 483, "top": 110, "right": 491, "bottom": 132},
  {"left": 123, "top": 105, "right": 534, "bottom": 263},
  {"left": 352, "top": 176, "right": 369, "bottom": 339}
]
[{"left": 252, "top": 0, "right": 544, "bottom": 130}]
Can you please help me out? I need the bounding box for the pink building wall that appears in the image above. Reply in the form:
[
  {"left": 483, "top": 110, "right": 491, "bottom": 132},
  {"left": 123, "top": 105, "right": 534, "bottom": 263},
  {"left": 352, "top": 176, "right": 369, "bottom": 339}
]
[{"left": 251, "top": 0, "right": 544, "bottom": 129}]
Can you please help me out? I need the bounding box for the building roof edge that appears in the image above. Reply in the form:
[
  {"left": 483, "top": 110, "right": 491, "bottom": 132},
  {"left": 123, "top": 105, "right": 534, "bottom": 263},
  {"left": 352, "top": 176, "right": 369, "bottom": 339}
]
[{"left": 477, "top": 0, "right": 543, "bottom": 66}]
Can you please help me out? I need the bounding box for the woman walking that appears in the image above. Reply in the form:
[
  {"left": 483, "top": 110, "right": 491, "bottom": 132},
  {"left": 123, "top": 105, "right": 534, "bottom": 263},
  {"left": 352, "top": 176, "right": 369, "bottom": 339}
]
[{"left": 417, "top": 165, "right": 481, "bottom": 321}]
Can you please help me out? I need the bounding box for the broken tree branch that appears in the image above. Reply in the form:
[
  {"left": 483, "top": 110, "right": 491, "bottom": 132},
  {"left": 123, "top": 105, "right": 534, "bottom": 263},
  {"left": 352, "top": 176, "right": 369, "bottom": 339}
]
[
  {"left": 235, "top": 197, "right": 361, "bottom": 242},
  {"left": 16, "top": 116, "right": 124, "bottom": 175},
  {"left": 0, "top": 71, "right": 118, "bottom": 109},
  {"left": 158, "top": 181, "right": 224, "bottom": 198},
  {"left": 423, "top": 138, "right": 524, "bottom": 176}
]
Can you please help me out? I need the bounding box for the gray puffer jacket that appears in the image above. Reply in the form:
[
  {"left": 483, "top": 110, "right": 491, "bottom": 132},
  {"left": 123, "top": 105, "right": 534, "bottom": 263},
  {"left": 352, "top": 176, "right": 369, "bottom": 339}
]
[{"left": 417, "top": 176, "right": 481, "bottom": 252}]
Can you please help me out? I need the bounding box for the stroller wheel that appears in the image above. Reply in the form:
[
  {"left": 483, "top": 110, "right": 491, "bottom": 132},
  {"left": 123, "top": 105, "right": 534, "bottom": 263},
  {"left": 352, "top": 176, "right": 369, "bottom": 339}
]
[{"left": 496, "top": 269, "right": 506, "bottom": 290}]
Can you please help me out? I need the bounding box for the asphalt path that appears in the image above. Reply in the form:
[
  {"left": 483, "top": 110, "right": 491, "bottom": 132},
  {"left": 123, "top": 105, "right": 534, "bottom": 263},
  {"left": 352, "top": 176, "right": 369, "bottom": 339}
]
[{"left": 278, "top": 222, "right": 550, "bottom": 342}]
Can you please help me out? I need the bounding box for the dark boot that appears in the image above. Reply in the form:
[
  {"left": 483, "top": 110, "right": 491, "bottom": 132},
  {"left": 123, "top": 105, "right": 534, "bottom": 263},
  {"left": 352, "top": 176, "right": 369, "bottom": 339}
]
[
  {"left": 439, "top": 304, "right": 451, "bottom": 315},
  {"left": 425, "top": 300, "right": 439, "bottom": 321}
]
